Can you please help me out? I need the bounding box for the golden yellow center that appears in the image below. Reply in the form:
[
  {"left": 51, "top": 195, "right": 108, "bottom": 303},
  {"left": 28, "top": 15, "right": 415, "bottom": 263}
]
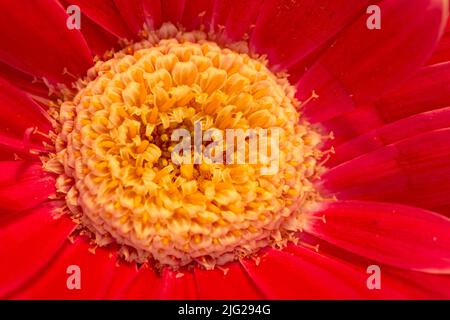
[{"left": 47, "top": 26, "right": 323, "bottom": 269}]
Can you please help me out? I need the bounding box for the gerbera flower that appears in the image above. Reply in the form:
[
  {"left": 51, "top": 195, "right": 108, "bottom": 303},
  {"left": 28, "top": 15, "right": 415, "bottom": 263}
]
[{"left": 1, "top": 0, "right": 450, "bottom": 299}]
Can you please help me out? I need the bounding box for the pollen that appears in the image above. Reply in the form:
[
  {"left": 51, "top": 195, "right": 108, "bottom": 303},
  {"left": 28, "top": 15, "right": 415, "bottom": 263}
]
[{"left": 46, "top": 24, "right": 324, "bottom": 269}]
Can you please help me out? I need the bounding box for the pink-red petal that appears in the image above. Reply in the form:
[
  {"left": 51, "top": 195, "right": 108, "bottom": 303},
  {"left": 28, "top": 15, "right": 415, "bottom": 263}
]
[
  {"left": 67, "top": 0, "right": 133, "bottom": 39},
  {"left": 298, "top": 234, "right": 450, "bottom": 299},
  {"left": 0, "top": 0, "right": 93, "bottom": 84},
  {"left": 0, "top": 135, "right": 45, "bottom": 161},
  {"left": 181, "top": 0, "right": 215, "bottom": 31},
  {"left": 297, "top": 0, "right": 448, "bottom": 123},
  {"left": 161, "top": 0, "right": 186, "bottom": 24},
  {"left": 114, "top": 0, "right": 161, "bottom": 35},
  {"left": 0, "top": 77, "right": 51, "bottom": 139},
  {"left": 0, "top": 63, "right": 49, "bottom": 98},
  {"left": 223, "top": 0, "right": 261, "bottom": 42},
  {"left": 305, "top": 200, "right": 450, "bottom": 273},
  {"left": 209, "top": 0, "right": 233, "bottom": 33},
  {"left": 79, "top": 16, "right": 120, "bottom": 57},
  {"left": 250, "top": 0, "right": 369, "bottom": 70},
  {"left": 152, "top": 268, "right": 198, "bottom": 299},
  {"left": 322, "top": 128, "right": 450, "bottom": 215},
  {"left": 194, "top": 262, "right": 264, "bottom": 299},
  {"left": 428, "top": 16, "right": 450, "bottom": 64},
  {"left": 322, "top": 61, "right": 450, "bottom": 145},
  {"left": 119, "top": 266, "right": 160, "bottom": 299},
  {"left": 0, "top": 204, "right": 75, "bottom": 298},
  {"left": 241, "top": 247, "right": 363, "bottom": 299},
  {"left": 0, "top": 161, "right": 55, "bottom": 212},
  {"left": 103, "top": 261, "right": 139, "bottom": 299},
  {"left": 284, "top": 245, "right": 421, "bottom": 299},
  {"left": 372, "top": 61, "right": 450, "bottom": 122},
  {"left": 142, "top": 0, "right": 162, "bottom": 29},
  {"left": 59, "top": 0, "right": 120, "bottom": 57},
  {"left": 13, "top": 237, "right": 117, "bottom": 299},
  {"left": 328, "top": 107, "right": 450, "bottom": 167},
  {"left": 384, "top": 269, "right": 450, "bottom": 299}
]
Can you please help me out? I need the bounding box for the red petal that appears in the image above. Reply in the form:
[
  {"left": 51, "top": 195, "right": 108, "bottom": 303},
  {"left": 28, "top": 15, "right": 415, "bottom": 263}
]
[
  {"left": 152, "top": 268, "right": 197, "bottom": 299},
  {"left": 0, "top": 77, "right": 51, "bottom": 138},
  {"left": 322, "top": 129, "right": 450, "bottom": 215},
  {"left": 13, "top": 238, "right": 117, "bottom": 299},
  {"left": 59, "top": 0, "right": 119, "bottom": 56},
  {"left": 0, "top": 0, "right": 93, "bottom": 84},
  {"left": 323, "top": 61, "right": 450, "bottom": 145},
  {"left": 67, "top": 0, "right": 133, "bottom": 39},
  {"left": 250, "top": 0, "right": 369, "bottom": 70},
  {"left": 79, "top": 15, "right": 120, "bottom": 57},
  {"left": 113, "top": 0, "right": 166, "bottom": 34},
  {"left": 161, "top": 0, "right": 186, "bottom": 24},
  {"left": 114, "top": 0, "right": 161, "bottom": 34},
  {"left": 194, "top": 262, "right": 264, "bottom": 299},
  {"left": 0, "top": 161, "right": 55, "bottom": 212},
  {"left": 103, "top": 262, "right": 140, "bottom": 299},
  {"left": 0, "top": 63, "right": 49, "bottom": 97},
  {"left": 328, "top": 107, "right": 450, "bottom": 167},
  {"left": 241, "top": 247, "right": 365, "bottom": 299},
  {"left": 299, "top": 234, "right": 450, "bottom": 298},
  {"left": 209, "top": 0, "right": 233, "bottom": 33},
  {"left": 118, "top": 267, "right": 198, "bottom": 299},
  {"left": 142, "top": 0, "right": 162, "bottom": 29},
  {"left": 119, "top": 266, "right": 160, "bottom": 299},
  {"left": 0, "top": 135, "right": 44, "bottom": 161},
  {"left": 305, "top": 200, "right": 450, "bottom": 273},
  {"left": 428, "top": 16, "right": 450, "bottom": 64},
  {"left": 385, "top": 269, "right": 450, "bottom": 299},
  {"left": 297, "top": 0, "right": 448, "bottom": 123},
  {"left": 284, "top": 245, "right": 423, "bottom": 299},
  {"left": 321, "top": 104, "right": 385, "bottom": 146},
  {"left": 373, "top": 61, "right": 450, "bottom": 122},
  {"left": 0, "top": 203, "right": 75, "bottom": 298},
  {"left": 223, "top": 0, "right": 261, "bottom": 41},
  {"left": 181, "top": 0, "right": 215, "bottom": 31}
]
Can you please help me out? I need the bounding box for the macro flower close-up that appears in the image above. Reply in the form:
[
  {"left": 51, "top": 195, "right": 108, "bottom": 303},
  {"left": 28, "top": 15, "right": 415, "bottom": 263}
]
[{"left": 1, "top": 0, "right": 450, "bottom": 300}]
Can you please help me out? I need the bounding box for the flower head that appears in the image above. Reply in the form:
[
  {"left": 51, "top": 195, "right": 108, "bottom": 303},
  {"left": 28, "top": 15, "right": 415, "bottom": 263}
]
[
  {"left": 48, "top": 31, "right": 324, "bottom": 268},
  {"left": 0, "top": 0, "right": 449, "bottom": 299}
]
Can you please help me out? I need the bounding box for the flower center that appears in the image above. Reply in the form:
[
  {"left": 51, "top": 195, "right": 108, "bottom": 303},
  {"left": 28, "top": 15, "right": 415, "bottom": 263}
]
[{"left": 46, "top": 26, "right": 324, "bottom": 269}]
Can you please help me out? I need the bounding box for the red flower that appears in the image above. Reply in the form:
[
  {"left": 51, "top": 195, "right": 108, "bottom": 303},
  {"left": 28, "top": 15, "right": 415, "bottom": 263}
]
[{"left": 1, "top": 0, "right": 450, "bottom": 299}]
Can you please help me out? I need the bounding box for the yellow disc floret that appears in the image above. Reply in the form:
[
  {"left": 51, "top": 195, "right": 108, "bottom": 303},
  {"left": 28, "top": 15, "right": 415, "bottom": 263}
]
[{"left": 46, "top": 26, "right": 323, "bottom": 269}]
